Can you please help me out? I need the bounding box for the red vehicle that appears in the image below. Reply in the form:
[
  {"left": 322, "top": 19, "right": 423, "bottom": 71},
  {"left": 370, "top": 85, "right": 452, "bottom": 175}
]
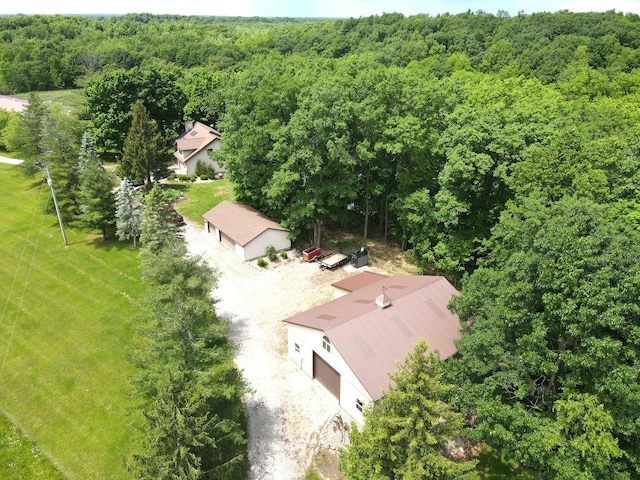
[{"left": 166, "top": 206, "right": 185, "bottom": 225}]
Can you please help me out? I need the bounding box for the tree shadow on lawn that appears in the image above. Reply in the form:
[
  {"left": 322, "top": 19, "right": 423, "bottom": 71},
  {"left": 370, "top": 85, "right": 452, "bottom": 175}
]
[
  {"left": 87, "top": 235, "right": 140, "bottom": 252},
  {"left": 26, "top": 178, "right": 47, "bottom": 190},
  {"left": 165, "top": 184, "right": 189, "bottom": 194}
]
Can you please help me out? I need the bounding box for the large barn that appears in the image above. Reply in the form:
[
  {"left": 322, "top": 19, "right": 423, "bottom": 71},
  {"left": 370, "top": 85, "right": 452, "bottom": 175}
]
[
  {"left": 283, "top": 274, "right": 461, "bottom": 423},
  {"left": 202, "top": 201, "right": 291, "bottom": 261}
]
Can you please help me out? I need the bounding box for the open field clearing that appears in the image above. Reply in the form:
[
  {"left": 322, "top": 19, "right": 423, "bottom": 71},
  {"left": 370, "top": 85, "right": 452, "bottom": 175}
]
[{"left": 0, "top": 163, "right": 144, "bottom": 479}]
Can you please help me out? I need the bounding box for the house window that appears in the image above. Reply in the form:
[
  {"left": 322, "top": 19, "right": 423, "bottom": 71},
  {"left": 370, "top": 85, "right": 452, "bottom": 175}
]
[
  {"left": 356, "top": 399, "right": 363, "bottom": 412},
  {"left": 322, "top": 335, "right": 331, "bottom": 353},
  {"left": 294, "top": 343, "right": 300, "bottom": 353}
]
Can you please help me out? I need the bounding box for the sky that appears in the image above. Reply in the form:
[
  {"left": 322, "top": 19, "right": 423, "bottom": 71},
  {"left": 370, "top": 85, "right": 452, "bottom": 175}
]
[{"left": 2, "top": 0, "right": 640, "bottom": 17}]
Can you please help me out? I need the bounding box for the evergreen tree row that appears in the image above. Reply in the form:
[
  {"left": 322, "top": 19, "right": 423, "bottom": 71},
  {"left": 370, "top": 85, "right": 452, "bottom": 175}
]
[{"left": 126, "top": 183, "right": 248, "bottom": 479}]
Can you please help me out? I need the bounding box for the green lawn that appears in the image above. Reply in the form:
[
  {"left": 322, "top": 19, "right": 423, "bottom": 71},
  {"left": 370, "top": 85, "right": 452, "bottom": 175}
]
[
  {"left": 0, "top": 413, "right": 66, "bottom": 479},
  {"left": 167, "top": 179, "right": 234, "bottom": 222},
  {"left": 0, "top": 163, "right": 144, "bottom": 479},
  {"left": 22, "top": 89, "right": 86, "bottom": 116}
]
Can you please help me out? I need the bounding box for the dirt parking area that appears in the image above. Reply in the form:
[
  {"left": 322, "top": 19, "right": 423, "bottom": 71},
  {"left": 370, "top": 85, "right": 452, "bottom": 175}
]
[{"left": 183, "top": 220, "right": 366, "bottom": 479}]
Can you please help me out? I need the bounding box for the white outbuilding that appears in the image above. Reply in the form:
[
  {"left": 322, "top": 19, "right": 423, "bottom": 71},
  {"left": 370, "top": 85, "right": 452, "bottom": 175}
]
[{"left": 203, "top": 201, "right": 291, "bottom": 261}]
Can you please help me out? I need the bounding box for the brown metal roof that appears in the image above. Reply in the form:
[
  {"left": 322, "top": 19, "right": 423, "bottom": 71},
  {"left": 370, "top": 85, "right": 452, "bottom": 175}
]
[
  {"left": 284, "top": 275, "right": 461, "bottom": 400},
  {"left": 202, "top": 201, "right": 289, "bottom": 246},
  {"left": 331, "top": 271, "right": 388, "bottom": 292},
  {"left": 173, "top": 121, "right": 221, "bottom": 163}
]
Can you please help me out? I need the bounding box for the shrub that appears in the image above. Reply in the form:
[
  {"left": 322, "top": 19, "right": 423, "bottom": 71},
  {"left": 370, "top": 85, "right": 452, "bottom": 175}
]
[
  {"left": 168, "top": 173, "right": 176, "bottom": 181},
  {"left": 177, "top": 174, "right": 188, "bottom": 181},
  {"left": 280, "top": 250, "right": 288, "bottom": 260},
  {"left": 266, "top": 245, "right": 277, "bottom": 262},
  {"left": 195, "top": 159, "right": 217, "bottom": 178},
  {"left": 257, "top": 257, "right": 268, "bottom": 268},
  {"left": 199, "top": 174, "right": 209, "bottom": 181},
  {"left": 187, "top": 174, "right": 197, "bottom": 182}
]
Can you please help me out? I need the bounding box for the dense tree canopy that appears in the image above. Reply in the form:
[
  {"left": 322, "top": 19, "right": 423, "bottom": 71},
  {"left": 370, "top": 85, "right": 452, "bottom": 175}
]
[
  {"left": 85, "top": 68, "right": 186, "bottom": 152},
  {"left": 3, "top": 11, "right": 640, "bottom": 476},
  {"left": 448, "top": 195, "right": 640, "bottom": 477}
]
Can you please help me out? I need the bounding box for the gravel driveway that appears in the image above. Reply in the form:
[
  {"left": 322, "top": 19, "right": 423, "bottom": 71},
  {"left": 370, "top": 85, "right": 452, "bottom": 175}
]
[{"left": 182, "top": 220, "right": 352, "bottom": 479}]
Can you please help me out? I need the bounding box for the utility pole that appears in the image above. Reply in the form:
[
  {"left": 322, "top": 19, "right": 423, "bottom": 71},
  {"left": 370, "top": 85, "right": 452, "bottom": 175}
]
[{"left": 45, "top": 166, "right": 68, "bottom": 247}]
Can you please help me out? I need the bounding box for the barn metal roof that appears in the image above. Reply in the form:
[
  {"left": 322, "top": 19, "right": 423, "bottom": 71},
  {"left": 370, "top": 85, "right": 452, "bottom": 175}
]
[
  {"left": 202, "top": 201, "right": 289, "bottom": 246},
  {"left": 284, "top": 275, "right": 461, "bottom": 400},
  {"left": 331, "top": 271, "right": 388, "bottom": 292}
]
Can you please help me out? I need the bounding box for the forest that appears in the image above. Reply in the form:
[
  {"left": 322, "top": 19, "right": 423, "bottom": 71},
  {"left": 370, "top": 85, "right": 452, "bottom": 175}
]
[{"left": 2, "top": 9, "right": 640, "bottom": 479}]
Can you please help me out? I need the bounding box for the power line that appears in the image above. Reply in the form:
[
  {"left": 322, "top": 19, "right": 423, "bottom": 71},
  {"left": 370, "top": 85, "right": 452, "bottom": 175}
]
[
  {"left": 0, "top": 181, "right": 45, "bottom": 330},
  {"left": 0, "top": 182, "right": 46, "bottom": 381}
]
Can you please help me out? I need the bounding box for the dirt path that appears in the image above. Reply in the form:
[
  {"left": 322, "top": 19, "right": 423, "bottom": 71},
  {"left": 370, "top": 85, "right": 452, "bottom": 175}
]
[
  {"left": 182, "top": 220, "right": 352, "bottom": 479},
  {"left": 0, "top": 156, "right": 23, "bottom": 165}
]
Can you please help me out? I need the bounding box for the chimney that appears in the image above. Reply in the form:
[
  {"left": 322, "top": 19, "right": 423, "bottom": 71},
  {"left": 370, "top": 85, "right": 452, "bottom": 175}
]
[
  {"left": 185, "top": 120, "right": 194, "bottom": 132},
  {"left": 376, "top": 286, "right": 391, "bottom": 309}
]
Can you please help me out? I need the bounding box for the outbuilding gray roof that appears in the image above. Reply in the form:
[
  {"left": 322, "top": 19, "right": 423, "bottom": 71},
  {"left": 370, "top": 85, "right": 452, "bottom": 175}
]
[
  {"left": 284, "top": 275, "right": 461, "bottom": 400},
  {"left": 203, "top": 201, "right": 289, "bottom": 246}
]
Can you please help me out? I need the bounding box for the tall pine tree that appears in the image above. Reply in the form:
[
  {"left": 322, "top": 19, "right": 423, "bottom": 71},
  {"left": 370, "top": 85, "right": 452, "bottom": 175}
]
[
  {"left": 119, "top": 100, "right": 169, "bottom": 187},
  {"left": 131, "top": 224, "right": 248, "bottom": 479},
  {"left": 139, "top": 182, "right": 181, "bottom": 258},
  {"left": 340, "top": 340, "right": 476, "bottom": 479},
  {"left": 77, "top": 132, "right": 116, "bottom": 240}
]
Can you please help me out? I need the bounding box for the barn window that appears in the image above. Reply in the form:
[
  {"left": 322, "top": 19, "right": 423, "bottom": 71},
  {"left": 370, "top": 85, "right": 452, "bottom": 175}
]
[
  {"left": 356, "top": 399, "right": 363, "bottom": 412},
  {"left": 322, "top": 335, "right": 331, "bottom": 353},
  {"left": 294, "top": 343, "right": 300, "bottom": 353}
]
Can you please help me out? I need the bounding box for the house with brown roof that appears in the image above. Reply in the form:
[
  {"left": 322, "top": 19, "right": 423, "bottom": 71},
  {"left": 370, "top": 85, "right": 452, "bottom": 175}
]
[
  {"left": 283, "top": 274, "right": 461, "bottom": 423},
  {"left": 203, "top": 201, "right": 291, "bottom": 261},
  {"left": 173, "top": 121, "right": 224, "bottom": 176}
]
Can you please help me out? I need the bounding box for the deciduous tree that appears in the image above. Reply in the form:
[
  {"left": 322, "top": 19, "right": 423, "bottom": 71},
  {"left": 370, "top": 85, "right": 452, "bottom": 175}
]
[
  {"left": 266, "top": 75, "right": 357, "bottom": 245},
  {"left": 84, "top": 67, "right": 186, "bottom": 152},
  {"left": 448, "top": 194, "right": 640, "bottom": 477}
]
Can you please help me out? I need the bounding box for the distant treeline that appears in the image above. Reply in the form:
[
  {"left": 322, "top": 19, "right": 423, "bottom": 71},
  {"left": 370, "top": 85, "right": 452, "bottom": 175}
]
[{"left": 1, "top": 11, "right": 640, "bottom": 92}]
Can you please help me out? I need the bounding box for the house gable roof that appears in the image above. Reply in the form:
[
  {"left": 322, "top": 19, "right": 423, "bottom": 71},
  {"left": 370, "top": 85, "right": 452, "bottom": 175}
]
[
  {"left": 284, "top": 275, "right": 461, "bottom": 400},
  {"left": 174, "top": 121, "right": 221, "bottom": 163},
  {"left": 202, "top": 201, "right": 289, "bottom": 247}
]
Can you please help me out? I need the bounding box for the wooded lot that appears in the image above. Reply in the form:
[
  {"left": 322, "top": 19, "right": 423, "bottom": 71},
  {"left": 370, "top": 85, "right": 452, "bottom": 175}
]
[{"left": 2, "top": 9, "right": 640, "bottom": 478}]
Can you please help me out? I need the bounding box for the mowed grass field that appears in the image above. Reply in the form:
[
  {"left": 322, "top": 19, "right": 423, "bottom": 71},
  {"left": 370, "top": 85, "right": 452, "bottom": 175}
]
[
  {"left": 167, "top": 179, "right": 234, "bottom": 223},
  {"left": 0, "top": 163, "right": 144, "bottom": 479}
]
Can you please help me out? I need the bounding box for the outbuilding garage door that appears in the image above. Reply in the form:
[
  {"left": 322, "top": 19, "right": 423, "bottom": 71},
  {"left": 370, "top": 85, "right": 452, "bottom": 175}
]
[
  {"left": 313, "top": 352, "right": 340, "bottom": 400},
  {"left": 220, "top": 231, "right": 235, "bottom": 250}
]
